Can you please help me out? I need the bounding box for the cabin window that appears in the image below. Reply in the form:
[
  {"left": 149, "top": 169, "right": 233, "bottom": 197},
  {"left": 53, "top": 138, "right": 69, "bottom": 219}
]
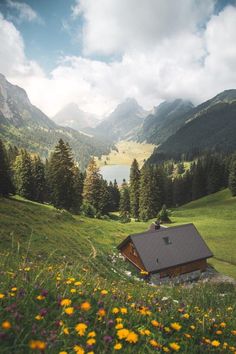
[
  {"left": 163, "top": 236, "right": 171, "bottom": 245},
  {"left": 156, "top": 258, "right": 159, "bottom": 263}
]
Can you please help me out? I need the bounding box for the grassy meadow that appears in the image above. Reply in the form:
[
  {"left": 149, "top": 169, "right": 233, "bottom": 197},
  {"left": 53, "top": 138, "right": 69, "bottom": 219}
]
[
  {"left": 0, "top": 192, "right": 236, "bottom": 353},
  {"left": 95, "top": 141, "right": 155, "bottom": 167}
]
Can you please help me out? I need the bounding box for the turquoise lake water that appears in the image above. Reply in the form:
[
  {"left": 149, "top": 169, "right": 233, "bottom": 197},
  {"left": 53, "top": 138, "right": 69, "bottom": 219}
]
[{"left": 100, "top": 165, "right": 130, "bottom": 185}]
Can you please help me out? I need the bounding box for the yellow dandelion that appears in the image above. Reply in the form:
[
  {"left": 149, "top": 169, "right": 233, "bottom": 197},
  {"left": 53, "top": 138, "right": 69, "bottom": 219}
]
[
  {"left": 59, "top": 352, "right": 68, "bottom": 354},
  {"left": 171, "top": 322, "right": 182, "bottom": 331},
  {"left": 2, "top": 321, "right": 11, "bottom": 329},
  {"left": 164, "top": 327, "right": 171, "bottom": 333},
  {"left": 73, "top": 345, "right": 85, "bottom": 354},
  {"left": 125, "top": 331, "right": 138, "bottom": 343},
  {"left": 182, "top": 313, "right": 190, "bottom": 319},
  {"left": 36, "top": 295, "right": 45, "bottom": 301},
  {"left": 70, "top": 288, "right": 76, "bottom": 293},
  {"left": 112, "top": 307, "right": 119, "bottom": 314},
  {"left": 211, "top": 340, "right": 220, "bottom": 347},
  {"left": 75, "top": 281, "right": 82, "bottom": 286},
  {"left": 151, "top": 319, "right": 160, "bottom": 327},
  {"left": 231, "top": 330, "right": 236, "bottom": 335},
  {"left": 75, "top": 323, "right": 87, "bottom": 336},
  {"left": 81, "top": 301, "right": 91, "bottom": 311},
  {"left": 220, "top": 322, "right": 226, "bottom": 328},
  {"left": 0, "top": 293, "right": 5, "bottom": 299},
  {"left": 87, "top": 331, "right": 96, "bottom": 338},
  {"left": 169, "top": 342, "right": 181, "bottom": 351},
  {"left": 117, "top": 328, "right": 129, "bottom": 340},
  {"left": 115, "top": 323, "right": 123, "bottom": 329},
  {"left": 35, "top": 315, "right": 43, "bottom": 321},
  {"left": 101, "top": 289, "right": 108, "bottom": 295},
  {"left": 64, "top": 306, "right": 74, "bottom": 315},
  {"left": 114, "top": 343, "right": 122, "bottom": 350},
  {"left": 87, "top": 338, "right": 96, "bottom": 346},
  {"left": 116, "top": 317, "right": 123, "bottom": 323},
  {"left": 163, "top": 346, "right": 170, "bottom": 352},
  {"left": 97, "top": 308, "right": 106, "bottom": 317},
  {"left": 60, "top": 298, "right": 72, "bottom": 307},
  {"left": 149, "top": 339, "right": 160, "bottom": 347},
  {"left": 11, "top": 287, "right": 17, "bottom": 292},
  {"left": 120, "top": 307, "right": 127, "bottom": 314},
  {"left": 63, "top": 327, "right": 69, "bottom": 335},
  {"left": 29, "top": 340, "right": 47, "bottom": 350}
]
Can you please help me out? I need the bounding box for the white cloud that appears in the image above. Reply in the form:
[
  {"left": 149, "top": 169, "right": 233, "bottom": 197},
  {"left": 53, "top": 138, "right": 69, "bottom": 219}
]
[
  {"left": 6, "top": 0, "right": 43, "bottom": 24},
  {"left": 75, "top": 0, "right": 215, "bottom": 56},
  {"left": 0, "top": 3, "right": 236, "bottom": 119}
]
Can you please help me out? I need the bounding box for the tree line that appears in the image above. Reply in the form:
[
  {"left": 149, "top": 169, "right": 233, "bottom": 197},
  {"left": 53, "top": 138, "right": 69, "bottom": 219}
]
[{"left": 1, "top": 138, "right": 236, "bottom": 221}]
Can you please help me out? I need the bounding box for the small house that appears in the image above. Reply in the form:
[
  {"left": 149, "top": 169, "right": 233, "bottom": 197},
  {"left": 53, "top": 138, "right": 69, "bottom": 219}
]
[{"left": 117, "top": 224, "right": 213, "bottom": 281}]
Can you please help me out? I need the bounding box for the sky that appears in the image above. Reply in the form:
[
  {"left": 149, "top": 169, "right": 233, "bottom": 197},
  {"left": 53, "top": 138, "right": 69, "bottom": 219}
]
[{"left": 0, "top": 0, "right": 236, "bottom": 118}]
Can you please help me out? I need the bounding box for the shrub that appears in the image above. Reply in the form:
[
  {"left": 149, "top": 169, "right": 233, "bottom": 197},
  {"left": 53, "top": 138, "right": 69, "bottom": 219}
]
[{"left": 81, "top": 202, "right": 96, "bottom": 218}]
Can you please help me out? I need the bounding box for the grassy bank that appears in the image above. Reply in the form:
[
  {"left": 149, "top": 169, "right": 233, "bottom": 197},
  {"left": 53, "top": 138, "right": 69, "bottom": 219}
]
[{"left": 0, "top": 194, "right": 236, "bottom": 353}]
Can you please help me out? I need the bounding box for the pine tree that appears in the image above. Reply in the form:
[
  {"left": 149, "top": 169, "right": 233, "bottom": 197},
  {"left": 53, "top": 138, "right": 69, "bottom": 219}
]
[
  {"left": 48, "top": 139, "right": 76, "bottom": 210},
  {"left": 192, "top": 160, "right": 206, "bottom": 200},
  {"left": 129, "top": 159, "right": 140, "bottom": 219},
  {"left": 119, "top": 179, "right": 130, "bottom": 216},
  {"left": 32, "top": 155, "right": 46, "bottom": 202},
  {"left": 139, "top": 165, "right": 155, "bottom": 221},
  {"left": 107, "top": 180, "right": 120, "bottom": 212},
  {"left": 14, "top": 149, "right": 34, "bottom": 200},
  {"left": 229, "top": 159, "right": 236, "bottom": 196},
  {"left": 71, "top": 166, "right": 84, "bottom": 213},
  {"left": 0, "top": 139, "right": 15, "bottom": 196},
  {"left": 83, "top": 158, "right": 103, "bottom": 212}
]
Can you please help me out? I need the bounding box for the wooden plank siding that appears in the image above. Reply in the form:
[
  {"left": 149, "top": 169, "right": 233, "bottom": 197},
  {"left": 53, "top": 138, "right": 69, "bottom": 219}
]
[
  {"left": 120, "top": 241, "right": 146, "bottom": 271},
  {"left": 158, "top": 259, "right": 207, "bottom": 278},
  {"left": 121, "top": 240, "right": 207, "bottom": 277}
]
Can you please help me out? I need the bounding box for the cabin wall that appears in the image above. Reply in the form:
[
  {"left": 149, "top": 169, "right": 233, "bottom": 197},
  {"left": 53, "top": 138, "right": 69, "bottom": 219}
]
[
  {"left": 121, "top": 242, "right": 146, "bottom": 271},
  {"left": 159, "top": 259, "right": 207, "bottom": 278}
]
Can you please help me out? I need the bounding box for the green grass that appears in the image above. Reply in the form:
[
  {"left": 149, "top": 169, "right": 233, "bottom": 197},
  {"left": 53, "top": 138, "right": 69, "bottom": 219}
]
[
  {"left": 95, "top": 140, "right": 155, "bottom": 167},
  {"left": 0, "top": 193, "right": 236, "bottom": 353},
  {"left": 171, "top": 189, "right": 236, "bottom": 278}
]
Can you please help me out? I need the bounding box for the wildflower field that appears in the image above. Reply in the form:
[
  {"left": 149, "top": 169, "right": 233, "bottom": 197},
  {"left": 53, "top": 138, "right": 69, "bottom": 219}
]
[{"left": 0, "top": 194, "right": 236, "bottom": 353}]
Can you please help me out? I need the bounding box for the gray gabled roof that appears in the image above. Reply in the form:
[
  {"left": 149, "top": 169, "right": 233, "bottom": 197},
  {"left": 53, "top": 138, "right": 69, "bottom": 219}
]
[{"left": 118, "top": 223, "right": 213, "bottom": 273}]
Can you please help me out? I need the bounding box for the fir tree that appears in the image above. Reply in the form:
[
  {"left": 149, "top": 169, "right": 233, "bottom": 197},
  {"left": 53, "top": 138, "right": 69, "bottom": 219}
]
[
  {"left": 32, "top": 155, "right": 46, "bottom": 202},
  {"left": 71, "top": 166, "right": 84, "bottom": 213},
  {"left": 119, "top": 179, "right": 130, "bottom": 217},
  {"left": 107, "top": 180, "right": 120, "bottom": 212},
  {"left": 229, "top": 159, "right": 236, "bottom": 196},
  {"left": 129, "top": 159, "right": 140, "bottom": 219},
  {"left": 139, "top": 165, "right": 155, "bottom": 221},
  {"left": 14, "top": 149, "right": 34, "bottom": 200},
  {"left": 83, "top": 158, "right": 103, "bottom": 212},
  {"left": 0, "top": 139, "right": 15, "bottom": 196},
  {"left": 48, "top": 139, "right": 76, "bottom": 210}
]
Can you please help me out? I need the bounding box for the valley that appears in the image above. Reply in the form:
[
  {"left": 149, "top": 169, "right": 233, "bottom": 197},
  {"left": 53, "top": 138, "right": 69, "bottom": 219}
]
[{"left": 95, "top": 141, "right": 155, "bottom": 167}]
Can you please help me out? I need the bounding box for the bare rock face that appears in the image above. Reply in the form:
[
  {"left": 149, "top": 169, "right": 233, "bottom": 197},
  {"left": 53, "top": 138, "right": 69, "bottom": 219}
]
[{"left": 0, "top": 73, "right": 54, "bottom": 128}]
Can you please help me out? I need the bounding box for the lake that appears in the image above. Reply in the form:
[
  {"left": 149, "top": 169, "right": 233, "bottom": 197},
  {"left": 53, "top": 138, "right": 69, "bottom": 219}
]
[{"left": 100, "top": 165, "right": 130, "bottom": 185}]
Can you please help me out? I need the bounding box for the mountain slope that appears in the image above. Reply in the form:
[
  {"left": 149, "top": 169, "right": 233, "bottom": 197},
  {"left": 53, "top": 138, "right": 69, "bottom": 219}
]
[
  {"left": 148, "top": 90, "right": 236, "bottom": 162},
  {"left": 52, "top": 103, "right": 99, "bottom": 131},
  {"left": 136, "top": 99, "right": 194, "bottom": 144},
  {"left": 0, "top": 74, "right": 112, "bottom": 169},
  {"left": 90, "top": 98, "right": 148, "bottom": 141}
]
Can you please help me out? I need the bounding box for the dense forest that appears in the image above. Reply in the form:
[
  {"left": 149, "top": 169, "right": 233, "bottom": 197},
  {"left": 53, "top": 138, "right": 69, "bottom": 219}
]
[{"left": 1, "top": 138, "right": 236, "bottom": 221}]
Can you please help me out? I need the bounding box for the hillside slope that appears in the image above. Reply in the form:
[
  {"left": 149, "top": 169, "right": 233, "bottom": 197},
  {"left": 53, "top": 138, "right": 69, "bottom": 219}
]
[
  {"left": 0, "top": 190, "right": 235, "bottom": 278},
  {"left": 171, "top": 189, "right": 236, "bottom": 278},
  {"left": 149, "top": 90, "right": 236, "bottom": 162},
  {"left": 0, "top": 194, "right": 236, "bottom": 353},
  {"left": 0, "top": 74, "right": 111, "bottom": 169},
  {"left": 136, "top": 99, "right": 194, "bottom": 145}
]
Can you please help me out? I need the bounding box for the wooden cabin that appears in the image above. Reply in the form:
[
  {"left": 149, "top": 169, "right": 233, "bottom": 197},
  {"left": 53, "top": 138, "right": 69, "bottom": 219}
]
[{"left": 117, "top": 224, "right": 213, "bottom": 280}]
